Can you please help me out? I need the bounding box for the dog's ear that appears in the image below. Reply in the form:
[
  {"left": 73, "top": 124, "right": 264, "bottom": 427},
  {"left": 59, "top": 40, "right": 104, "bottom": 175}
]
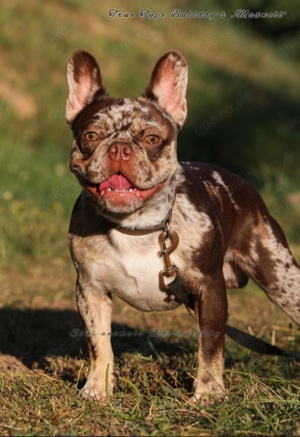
[
  {"left": 144, "top": 50, "right": 188, "bottom": 127},
  {"left": 66, "top": 49, "right": 107, "bottom": 125}
]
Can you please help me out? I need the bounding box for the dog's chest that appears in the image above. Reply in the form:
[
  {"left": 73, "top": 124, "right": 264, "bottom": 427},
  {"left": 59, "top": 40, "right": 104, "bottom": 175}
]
[{"left": 90, "top": 231, "right": 181, "bottom": 312}]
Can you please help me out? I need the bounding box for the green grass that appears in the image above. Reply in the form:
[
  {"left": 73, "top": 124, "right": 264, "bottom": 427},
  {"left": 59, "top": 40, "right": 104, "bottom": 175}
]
[
  {"left": 1, "top": 0, "right": 300, "bottom": 435},
  {"left": 0, "top": 332, "right": 299, "bottom": 436}
]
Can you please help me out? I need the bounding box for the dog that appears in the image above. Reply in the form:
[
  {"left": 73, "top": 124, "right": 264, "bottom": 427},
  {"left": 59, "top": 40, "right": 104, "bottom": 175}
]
[{"left": 66, "top": 49, "right": 300, "bottom": 402}]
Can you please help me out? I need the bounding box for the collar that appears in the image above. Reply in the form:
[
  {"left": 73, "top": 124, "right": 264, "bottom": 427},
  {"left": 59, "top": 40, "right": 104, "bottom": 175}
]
[
  {"left": 114, "top": 221, "right": 168, "bottom": 236},
  {"left": 106, "top": 207, "right": 174, "bottom": 236}
]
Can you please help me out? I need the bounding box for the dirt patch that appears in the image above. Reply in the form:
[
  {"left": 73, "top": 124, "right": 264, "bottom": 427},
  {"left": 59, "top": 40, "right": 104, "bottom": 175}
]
[
  {"left": 0, "top": 355, "right": 29, "bottom": 375},
  {"left": 0, "top": 79, "right": 37, "bottom": 119}
]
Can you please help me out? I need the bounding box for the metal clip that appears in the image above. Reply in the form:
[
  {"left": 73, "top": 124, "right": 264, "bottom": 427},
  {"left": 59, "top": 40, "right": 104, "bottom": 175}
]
[{"left": 158, "top": 229, "right": 180, "bottom": 291}]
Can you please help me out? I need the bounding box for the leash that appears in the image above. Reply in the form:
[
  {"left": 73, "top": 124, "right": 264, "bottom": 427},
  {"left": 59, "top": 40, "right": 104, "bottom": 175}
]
[
  {"left": 114, "top": 218, "right": 299, "bottom": 361},
  {"left": 158, "top": 226, "right": 300, "bottom": 361}
]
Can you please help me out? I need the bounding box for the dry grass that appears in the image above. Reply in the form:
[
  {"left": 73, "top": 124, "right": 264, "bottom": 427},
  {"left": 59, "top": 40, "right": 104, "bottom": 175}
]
[{"left": 0, "top": 264, "right": 299, "bottom": 436}]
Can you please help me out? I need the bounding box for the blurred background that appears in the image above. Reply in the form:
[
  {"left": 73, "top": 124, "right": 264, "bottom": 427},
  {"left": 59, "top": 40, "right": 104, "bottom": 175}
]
[{"left": 1, "top": 0, "right": 300, "bottom": 294}]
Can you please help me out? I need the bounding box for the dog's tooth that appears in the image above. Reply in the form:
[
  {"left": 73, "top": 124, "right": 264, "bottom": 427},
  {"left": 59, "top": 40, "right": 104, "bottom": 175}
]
[{"left": 134, "top": 188, "right": 141, "bottom": 199}]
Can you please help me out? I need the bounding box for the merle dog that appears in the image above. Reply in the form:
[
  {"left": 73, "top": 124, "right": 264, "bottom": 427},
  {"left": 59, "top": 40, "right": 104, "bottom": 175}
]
[{"left": 66, "top": 49, "right": 300, "bottom": 402}]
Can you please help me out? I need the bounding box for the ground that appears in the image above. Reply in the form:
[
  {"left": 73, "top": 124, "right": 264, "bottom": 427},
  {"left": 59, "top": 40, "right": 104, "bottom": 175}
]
[{"left": 0, "top": 258, "right": 299, "bottom": 436}]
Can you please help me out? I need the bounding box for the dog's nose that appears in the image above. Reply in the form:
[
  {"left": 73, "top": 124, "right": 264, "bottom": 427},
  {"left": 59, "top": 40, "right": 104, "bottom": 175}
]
[{"left": 108, "top": 143, "right": 132, "bottom": 162}]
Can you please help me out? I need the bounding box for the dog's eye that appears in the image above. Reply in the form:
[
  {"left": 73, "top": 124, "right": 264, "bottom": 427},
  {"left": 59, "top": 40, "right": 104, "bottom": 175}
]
[
  {"left": 83, "top": 131, "right": 100, "bottom": 142},
  {"left": 143, "top": 134, "right": 160, "bottom": 145}
]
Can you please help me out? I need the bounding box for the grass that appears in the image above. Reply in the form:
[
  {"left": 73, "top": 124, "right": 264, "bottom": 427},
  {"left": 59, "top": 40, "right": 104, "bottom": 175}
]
[
  {"left": 0, "top": 277, "right": 299, "bottom": 436},
  {"left": 0, "top": 335, "right": 299, "bottom": 436},
  {"left": 1, "top": 0, "right": 300, "bottom": 435}
]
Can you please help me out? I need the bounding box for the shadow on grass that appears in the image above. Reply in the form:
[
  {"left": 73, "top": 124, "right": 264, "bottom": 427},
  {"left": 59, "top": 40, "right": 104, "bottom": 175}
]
[
  {"left": 1, "top": 307, "right": 297, "bottom": 397},
  {"left": 0, "top": 307, "right": 187, "bottom": 376}
]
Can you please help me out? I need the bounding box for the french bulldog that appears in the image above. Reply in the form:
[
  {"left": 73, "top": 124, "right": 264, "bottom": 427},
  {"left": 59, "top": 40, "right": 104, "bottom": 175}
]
[{"left": 66, "top": 49, "right": 300, "bottom": 402}]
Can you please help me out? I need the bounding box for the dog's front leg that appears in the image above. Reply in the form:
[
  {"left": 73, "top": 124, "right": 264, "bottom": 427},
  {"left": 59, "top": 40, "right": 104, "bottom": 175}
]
[
  {"left": 192, "top": 274, "right": 227, "bottom": 403},
  {"left": 76, "top": 279, "right": 114, "bottom": 402}
]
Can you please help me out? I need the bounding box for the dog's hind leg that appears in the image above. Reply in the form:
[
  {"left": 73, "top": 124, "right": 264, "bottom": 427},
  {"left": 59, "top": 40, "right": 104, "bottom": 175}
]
[{"left": 233, "top": 213, "right": 300, "bottom": 326}]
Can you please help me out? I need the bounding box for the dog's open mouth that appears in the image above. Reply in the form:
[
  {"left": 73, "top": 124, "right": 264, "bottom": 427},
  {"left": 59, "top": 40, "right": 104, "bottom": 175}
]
[{"left": 81, "top": 173, "right": 165, "bottom": 205}]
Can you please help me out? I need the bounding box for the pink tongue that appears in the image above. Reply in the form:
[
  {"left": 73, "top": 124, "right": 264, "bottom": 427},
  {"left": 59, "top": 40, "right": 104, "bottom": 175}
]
[{"left": 100, "top": 174, "right": 133, "bottom": 191}]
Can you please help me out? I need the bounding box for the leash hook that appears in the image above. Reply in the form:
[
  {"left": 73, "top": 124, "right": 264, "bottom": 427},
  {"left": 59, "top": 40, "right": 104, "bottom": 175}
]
[{"left": 158, "top": 229, "right": 180, "bottom": 291}]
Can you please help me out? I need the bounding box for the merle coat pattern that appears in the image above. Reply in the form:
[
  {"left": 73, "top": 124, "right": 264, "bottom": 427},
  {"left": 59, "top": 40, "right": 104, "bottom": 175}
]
[{"left": 66, "top": 49, "right": 300, "bottom": 402}]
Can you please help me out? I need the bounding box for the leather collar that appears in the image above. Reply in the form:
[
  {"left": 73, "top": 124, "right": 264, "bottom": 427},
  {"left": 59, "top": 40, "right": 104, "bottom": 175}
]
[
  {"left": 113, "top": 222, "right": 168, "bottom": 236},
  {"left": 106, "top": 208, "right": 174, "bottom": 236}
]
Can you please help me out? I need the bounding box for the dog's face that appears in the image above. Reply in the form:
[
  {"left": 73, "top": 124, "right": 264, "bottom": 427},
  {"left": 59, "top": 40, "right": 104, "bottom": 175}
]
[{"left": 66, "top": 50, "right": 188, "bottom": 214}]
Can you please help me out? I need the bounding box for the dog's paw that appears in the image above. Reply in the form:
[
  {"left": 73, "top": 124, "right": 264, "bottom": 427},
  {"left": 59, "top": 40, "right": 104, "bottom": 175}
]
[
  {"left": 192, "top": 372, "right": 225, "bottom": 405},
  {"left": 190, "top": 389, "right": 226, "bottom": 405},
  {"left": 79, "top": 373, "right": 114, "bottom": 402},
  {"left": 79, "top": 385, "right": 111, "bottom": 402}
]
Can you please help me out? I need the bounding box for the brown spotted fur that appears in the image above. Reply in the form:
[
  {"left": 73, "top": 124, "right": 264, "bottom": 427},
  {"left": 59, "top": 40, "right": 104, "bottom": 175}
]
[{"left": 66, "top": 49, "right": 300, "bottom": 403}]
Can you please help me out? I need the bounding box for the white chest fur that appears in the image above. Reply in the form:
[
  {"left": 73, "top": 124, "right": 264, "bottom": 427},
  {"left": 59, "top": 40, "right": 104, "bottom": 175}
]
[{"left": 88, "top": 230, "right": 182, "bottom": 312}]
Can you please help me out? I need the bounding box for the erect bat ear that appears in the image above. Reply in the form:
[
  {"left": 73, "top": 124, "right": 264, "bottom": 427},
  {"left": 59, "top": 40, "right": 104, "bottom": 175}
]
[
  {"left": 66, "top": 49, "right": 107, "bottom": 125},
  {"left": 144, "top": 50, "right": 188, "bottom": 127}
]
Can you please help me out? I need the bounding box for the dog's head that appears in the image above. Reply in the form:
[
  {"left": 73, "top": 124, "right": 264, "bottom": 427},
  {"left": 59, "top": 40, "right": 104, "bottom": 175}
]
[{"left": 66, "top": 50, "right": 188, "bottom": 215}]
